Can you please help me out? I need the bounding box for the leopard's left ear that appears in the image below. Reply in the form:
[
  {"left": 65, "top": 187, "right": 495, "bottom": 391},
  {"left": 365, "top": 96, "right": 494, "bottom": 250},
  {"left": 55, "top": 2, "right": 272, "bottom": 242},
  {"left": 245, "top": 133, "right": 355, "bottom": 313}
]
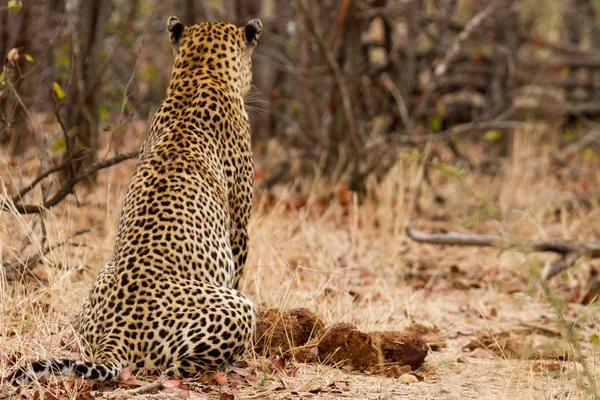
[
  {"left": 244, "top": 19, "right": 262, "bottom": 46},
  {"left": 167, "top": 16, "right": 185, "bottom": 52}
]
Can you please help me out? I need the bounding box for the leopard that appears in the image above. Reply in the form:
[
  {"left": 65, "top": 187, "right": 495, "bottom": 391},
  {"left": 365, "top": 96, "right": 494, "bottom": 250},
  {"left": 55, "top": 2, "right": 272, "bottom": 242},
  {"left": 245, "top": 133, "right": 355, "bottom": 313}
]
[{"left": 8, "top": 16, "right": 263, "bottom": 384}]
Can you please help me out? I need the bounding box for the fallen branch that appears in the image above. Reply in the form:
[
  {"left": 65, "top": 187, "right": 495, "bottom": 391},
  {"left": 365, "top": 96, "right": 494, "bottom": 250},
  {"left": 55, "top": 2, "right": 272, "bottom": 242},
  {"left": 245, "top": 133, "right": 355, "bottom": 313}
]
[{"left": 406, "top": 228, "right": 600, "bottom": 279}]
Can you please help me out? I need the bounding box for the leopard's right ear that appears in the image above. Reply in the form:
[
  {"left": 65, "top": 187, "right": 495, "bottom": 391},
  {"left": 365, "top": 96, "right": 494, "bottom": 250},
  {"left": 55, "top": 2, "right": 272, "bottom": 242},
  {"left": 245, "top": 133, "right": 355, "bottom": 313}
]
[{"left": 167, "top": 16, "right": 185, "bottom": 53}]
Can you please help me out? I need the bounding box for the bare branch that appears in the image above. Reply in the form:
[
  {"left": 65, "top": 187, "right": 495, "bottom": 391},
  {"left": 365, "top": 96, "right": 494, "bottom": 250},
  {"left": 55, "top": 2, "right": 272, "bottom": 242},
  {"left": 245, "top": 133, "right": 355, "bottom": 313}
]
[
  {"left": 7, "top": 151, "right": 139, "bottom": 215},
  {"left": 327, "top": 0, "right": 350, "bottom": 51},
  {"left": 412, "top": 0, "right": 503, "bottom": 124},
  {"left": 298, "top": 0, "right": 361, "bottom": 154},
  {"left": 434, "top": 0, "right": 503, "bottom": 77},
  {"left": 10, "top": 150, "right": 87, "bottom": 203}
]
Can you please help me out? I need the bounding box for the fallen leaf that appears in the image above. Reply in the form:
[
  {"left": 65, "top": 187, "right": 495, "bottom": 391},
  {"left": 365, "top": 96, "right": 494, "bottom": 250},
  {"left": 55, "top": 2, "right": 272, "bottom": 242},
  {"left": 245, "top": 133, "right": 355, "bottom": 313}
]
[
  {"left": 219, "top": 390, "right": 235, "bottom": 400},
  {"left": 469, "top": 348, "right": 494, "bottom": 359},
  {"left": 398, "top": 373, "right": 419, "bottom": 384},
  {"left": 268, "top": 357, "right": 285, "bottom": 374},
  {"left": 163, "top": 379, "right": 182, "bottom": 388},
  {"left": 330, "top": 381, "right": 350, "bottom": 391},
  {"left": 119, "top": 366, "right": 133, "bottom": 382},
  {"left": 119, "top": 366, "right": 140, "bottom": 387},
  {"left": 229, "top": 372, "right": 246, "bottom": 388},
  {"left": 245, "top": 373, "right": 258, "bottom": 384},
  {"left": 208, "top": 371, "right": 228, "bottom": 386},
  {"left": 229, "top": 366, "right": 248, "bottom": 377},
  {"left": 286, "top": 366, "right": 299, "bottom": 377}
]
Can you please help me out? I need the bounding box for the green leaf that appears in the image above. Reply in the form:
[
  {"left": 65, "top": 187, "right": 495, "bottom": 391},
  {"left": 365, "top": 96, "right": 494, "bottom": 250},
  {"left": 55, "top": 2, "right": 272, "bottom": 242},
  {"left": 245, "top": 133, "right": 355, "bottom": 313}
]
[
  {"left": 24, "top": 53, "right": 33, "bottom": 62},
  {"left": 590, "top": 333, "right": 599, "bottom": 345},
  {"left": 52, "top": 82, "right": 66, "bottom": 100},
  {"left": 484, "top": 130, "right": 502, "bottom": 141},
  {"left": 52, "top": 137, "right": 66, "bottom": 152},
  {"left": 98, "top": 106, "right": 109, "bottom": 120},
  {"left": 0, "top": 66, "right": 6, "bottom": 87},
  {"left": 429, "top": 115, "right": 443, "bottom": 132},
  {"left": 563, "top": 128, "right": 574, "bottom": 141},
  {"left": 8, "top": 0, "right": 22, "bottom": 12},
  {"left": 583, "top": 147, "right": 595, "bottom": 161}
]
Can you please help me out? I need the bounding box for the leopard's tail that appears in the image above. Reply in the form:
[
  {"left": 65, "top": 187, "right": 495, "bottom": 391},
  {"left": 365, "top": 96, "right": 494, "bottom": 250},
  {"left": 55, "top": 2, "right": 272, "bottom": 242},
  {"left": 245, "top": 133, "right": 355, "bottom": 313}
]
[{"left": 6, "top": 359, "right": 122, "bottom": 385}]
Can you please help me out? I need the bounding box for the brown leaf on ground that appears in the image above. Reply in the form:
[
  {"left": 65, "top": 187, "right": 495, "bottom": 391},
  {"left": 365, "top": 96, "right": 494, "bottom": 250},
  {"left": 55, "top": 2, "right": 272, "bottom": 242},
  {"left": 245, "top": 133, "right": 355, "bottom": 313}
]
[
  {"left": 468, "top": 348, "right": 494, "bottom": 359},
  {"left": 219, "top": 390, "right": 235, "bottom": 400},
  {"left": 330, "top": 380, "right": 350, "bottom": 392},
  {"left": 118, "top": 366, "right": 140, "bottom": 387},
  {"left": 163, "top": 379, "right": 182, "bottom": 388},
  {"left": 398, "top": 373, "right": 420, "bottom": 384},
  {"left": 245, "top": 372, "right": 258, "bottom": 384},
  {"left": 228, "top": 372, "right": 246, "bottom": 388},
  {"left": 228, "top": 366, "right": 249, "bottom": 377},
  {"left": 268, "top": 357, "right": 286, "bottom": 374},
  {"left": 205, "top": 371, "right": 227, "bottom": 386}
]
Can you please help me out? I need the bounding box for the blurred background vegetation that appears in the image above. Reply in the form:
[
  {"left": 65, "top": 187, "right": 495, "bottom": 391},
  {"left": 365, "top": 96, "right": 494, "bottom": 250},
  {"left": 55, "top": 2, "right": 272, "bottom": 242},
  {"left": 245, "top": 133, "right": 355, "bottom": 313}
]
[{"left": 0, "top": 0, "right": 599, "bottom": 198}]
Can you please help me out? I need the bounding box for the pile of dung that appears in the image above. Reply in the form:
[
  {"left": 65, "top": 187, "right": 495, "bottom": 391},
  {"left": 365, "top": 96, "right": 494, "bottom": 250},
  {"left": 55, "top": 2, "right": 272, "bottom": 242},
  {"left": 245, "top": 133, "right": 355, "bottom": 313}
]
[{"left": 254, "top": 308, "right": 429, "bottom": 377}]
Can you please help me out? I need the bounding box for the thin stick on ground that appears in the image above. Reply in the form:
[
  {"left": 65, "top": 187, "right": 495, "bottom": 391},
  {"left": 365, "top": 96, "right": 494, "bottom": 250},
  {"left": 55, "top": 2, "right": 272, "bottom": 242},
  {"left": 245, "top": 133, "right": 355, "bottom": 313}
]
[{"left": 406, "top": 228, "right": 600, "bottom": 279}]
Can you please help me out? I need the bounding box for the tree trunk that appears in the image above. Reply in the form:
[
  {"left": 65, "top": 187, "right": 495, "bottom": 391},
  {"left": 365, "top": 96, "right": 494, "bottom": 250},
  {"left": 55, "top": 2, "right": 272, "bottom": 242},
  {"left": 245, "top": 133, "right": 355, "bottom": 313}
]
[{"left": 63, "top": 0, "right": 113, "bottom": 184}]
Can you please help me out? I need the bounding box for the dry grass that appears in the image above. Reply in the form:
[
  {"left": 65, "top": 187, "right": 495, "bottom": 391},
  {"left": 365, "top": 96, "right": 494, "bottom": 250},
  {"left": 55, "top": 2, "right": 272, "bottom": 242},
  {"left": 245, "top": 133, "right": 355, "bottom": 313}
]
[{"left": 0, "top": 127, "right": 599, "bottom": 399}]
